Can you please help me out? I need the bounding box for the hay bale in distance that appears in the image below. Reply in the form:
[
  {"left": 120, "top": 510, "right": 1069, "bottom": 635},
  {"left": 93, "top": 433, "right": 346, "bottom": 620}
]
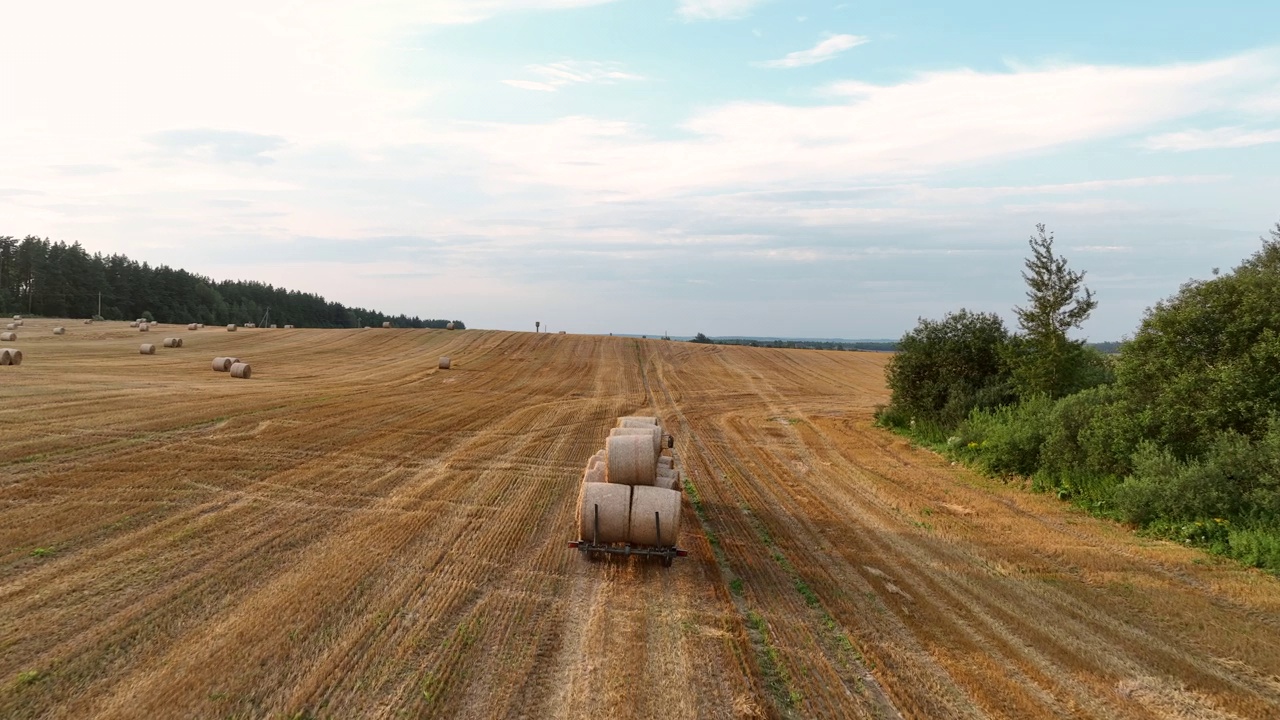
[
  {"left": 577, "top": 482, "right": 631, "bottom": 543},
  {"left": 53, "top": 327, "right": 65, "bottom": 335},
  {"left": 629, "top": 485, "right": 681, "bottom": 546},
  {"left": 163, "top": 338, "right": 178, "bottom": 348},
  {"left": 618, "top": 416, "right": 661, "bottom": 428},
  {"left": 0, "top": 332, "right": 15, "bottom": 342},
  {"left": 230, "top": 362, "right": 252, "bottom": 379},
  {"left": 5, "top": 323, "right": 14, "bottom": 331},
  {"left": 382, "top": 322, "right": 391, "bottom": 328},
  {"left": 446, "top": 322, "right": 455, "bottom": 330},
  {"left": 0, "top": 348, "right": 22, "bottom": 366},
  {"left": 438, "top": 357, "right": 451, "bottom": 370},
  {"left": 139, "top": 324, "right": 149, "bottom": 332},
  {"left": 10, "top": 315, "right": 18, "bottom": 320},
  {"left": 605, "top": 434, "right": 656, "bottom": 486},
  {"left": 187, "top": 323, "right": 198, "bottom": 330},
  {"left": 284, "top": 324, "right": 294, "bottom": 329},
  {"left": 227, "top": 324, "right": 237, "bottom": 332},
  {"left": 140, "top": 344, "right": 155, "bottom": 355},
  {"left": 14, "top": 320, "right": 22, "bottom": 326},
  {"left": 212, "top": 357, "right": 231, "bottom": 371},
  {"left": 129, "top": 322, "right": 138, "bottom": 328}
]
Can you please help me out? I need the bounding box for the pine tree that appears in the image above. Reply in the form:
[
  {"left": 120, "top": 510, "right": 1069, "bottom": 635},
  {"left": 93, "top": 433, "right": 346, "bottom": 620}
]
[{"left": 1009, "top": 224, "right": 1098, "bottom": 398}]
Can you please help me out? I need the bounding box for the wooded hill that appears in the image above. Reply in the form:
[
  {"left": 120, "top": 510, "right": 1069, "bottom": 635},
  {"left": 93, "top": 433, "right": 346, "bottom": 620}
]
[{"left": 0, "top": 235, "right": 463, "bottom": 329}]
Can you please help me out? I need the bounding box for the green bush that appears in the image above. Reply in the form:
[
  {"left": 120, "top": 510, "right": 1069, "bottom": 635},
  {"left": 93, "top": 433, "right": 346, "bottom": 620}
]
[{"left": 954, "top": 395, "right": 1055, "bottom": 477}]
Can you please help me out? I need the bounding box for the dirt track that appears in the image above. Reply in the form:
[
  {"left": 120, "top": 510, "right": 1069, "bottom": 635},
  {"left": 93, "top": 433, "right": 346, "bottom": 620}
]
[{"left": 2, "top": 320, "right": 1278, "bottom": 719}]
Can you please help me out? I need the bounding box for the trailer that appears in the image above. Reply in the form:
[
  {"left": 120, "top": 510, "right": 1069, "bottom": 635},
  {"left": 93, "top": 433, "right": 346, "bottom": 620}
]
[{"left": 569, "top": 502, "right": 687, "bottom": 567}]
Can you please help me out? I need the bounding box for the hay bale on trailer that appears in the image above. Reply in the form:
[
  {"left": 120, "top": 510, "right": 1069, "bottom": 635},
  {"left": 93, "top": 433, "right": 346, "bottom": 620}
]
[
  {"left": 629, "top": 486, "right": 681, "bottom": 546},
  {"left": 610, "top": 426, "right": 662, "bottom": 459},
  {"left": 658, "top": 456, "right": 673, "bottom": 469},
  {"left": 618, "top": 416, "right": 661, "bottom": 428},
  {"left": 53, "top": 327, "right": 65, "bottom": 335},
  {"left": 140, "top": 344, "right": 155, "bottom": 355},
  {"left": 655, "top": 468, "right": 681, "bottom": 492},
  {"left": 0, "top": 332, "right": 15, "bottom": 342},
  {"left": 438, "top": 357, "right": 451, "bottom": 369},
  {"left": 583, "top": 463, "right": 606, "bottom": 484},
  {"left": 230, "top": 362, "right": 252, "bottom": 379},
  {"left": 605, "top": 434, "right": 656, "bottom": 486},
  {"left": 577, "top": 482, "right": 631, "bottom": 544},
  {"left": 0, "top": 348, "right": 22, "bottom": 366}
]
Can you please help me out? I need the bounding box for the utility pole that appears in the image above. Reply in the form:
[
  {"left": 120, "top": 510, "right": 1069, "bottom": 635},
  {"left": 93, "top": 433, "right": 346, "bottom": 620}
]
[{"left": 535, "top": 321, "right": 540, "bottom": 333}]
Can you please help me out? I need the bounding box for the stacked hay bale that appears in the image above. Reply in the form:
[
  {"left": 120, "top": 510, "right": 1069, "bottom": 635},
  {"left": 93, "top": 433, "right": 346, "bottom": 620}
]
[
  {"left": 575, "top": 415, "right": 682, "bottom": 550},
  {"left": 0, "top": 348, "right": 22, "bottom": 366}
]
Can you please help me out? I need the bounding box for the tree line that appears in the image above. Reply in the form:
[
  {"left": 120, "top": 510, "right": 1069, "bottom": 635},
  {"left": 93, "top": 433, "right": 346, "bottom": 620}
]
[
  {"left": 878, "top": 222, "right": 1280, "bottom": 572},
  {"left": 0, "top": 235, "right": 464, "bottom": 329}
]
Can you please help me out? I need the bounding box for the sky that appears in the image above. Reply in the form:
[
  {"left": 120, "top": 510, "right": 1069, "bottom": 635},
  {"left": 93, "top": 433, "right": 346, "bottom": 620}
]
[{"left": 2, "top": 1, "right": 1279, "bottom": 339}]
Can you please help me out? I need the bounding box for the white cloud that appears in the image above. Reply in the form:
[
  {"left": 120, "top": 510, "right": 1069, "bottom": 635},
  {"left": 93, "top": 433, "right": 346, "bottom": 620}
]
[
  {"left": 503, "top": 61, "right": 644, "bottom": 92},
  {"left": 755, "top": 34, "right": 869, "bottom": 69},
  {"left": 1143, "top": 126, "right": 1280, "bottom": 151},
  {"left": 455, "top": 53, "right": 1280, "bottom": 199},
  {"left": 677, "top": 0, "right": 769, "bottom": 21}
]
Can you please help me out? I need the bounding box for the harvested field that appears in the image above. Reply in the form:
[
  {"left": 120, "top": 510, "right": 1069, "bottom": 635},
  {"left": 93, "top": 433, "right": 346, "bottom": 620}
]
[{"left": 1, "top": 319, "right": 1278, "bottom": 719}]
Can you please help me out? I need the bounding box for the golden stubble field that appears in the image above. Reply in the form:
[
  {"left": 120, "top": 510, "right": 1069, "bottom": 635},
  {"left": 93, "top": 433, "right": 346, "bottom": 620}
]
[{"left": 2, "top": 318, "right": 1279, "bottom": 719}]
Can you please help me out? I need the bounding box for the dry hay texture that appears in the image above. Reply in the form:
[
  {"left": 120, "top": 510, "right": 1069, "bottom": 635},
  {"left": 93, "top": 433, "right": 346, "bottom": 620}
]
[
  {"left": 609, "top": 426, "right": 662, "bottom": 459},
  {"left": 230, "top": 362, "right": 252, "bottom": 379},
  {"left": 0, "top": 348, "right": 22, "bottom": 366},
  {"left": 605, "top": 434, "right": 656, "bottom": 486},
  {"left": 188, "top": 324, "right": 198, "bottom": 331},
  {"left": 576, "top": 482, "right": 631, "bottom": 544},
  {"left": 139, "top": 344, "right": 155, "bottom": 355},
  {"left": 0, "top": 332, "right": 15, "bottom": 342},
  {"left": 53, "top": 327, "right": 65, "bottom": 335},
  {"left": 227, "top": 324, "right": 237, "bottom": 332},
  {"left": 628, "top": 485, "right": 681, "bottom": 547},
  {"left": 3, "top": 323, "right": 1280, "bottom": 720},
  {"left": 438, "top": 356, "right": 451, "bottom": 369}
]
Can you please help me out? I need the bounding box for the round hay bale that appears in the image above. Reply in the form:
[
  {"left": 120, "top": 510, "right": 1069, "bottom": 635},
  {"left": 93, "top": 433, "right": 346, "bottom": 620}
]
[
  {"left": 84, "top": 319, "right": 92, "bottom": 324},
  {"left": 140, "top": 344, "right": 155, "bottom": 355},
  {"left": 211, "top": 356, "right": 233, "bottom": 372},
  {"left": 0, "top": 332, "right": 15, "bottom": 342},
  {"left": 610, "top": 426, "right": 662, "bottom": 459},
  {"left": 227, "top": 324, "right": 237, "bottom": 332},
  {"left": 129, "top": 321, "right": 138, "bottom": 328},
  {"left": 438, "top": 357, "right": 451, "bottom": 370},
  {"left": 53, "top": 327, "right": 65, "bottom": 335},
  {"left": 655, "top": 468, "right": 681, "bottom": 491},
  {"left": 5, "top": 323, "right": 14, "bottom": 330},
  {"left": 269, "top": 324, "right": 277, "bottom": 329},
  {"left": 163, "top": 338, "right": 178, "bottom": 348},
  {"left": 583, "top": 463, "right": 606, "bottom": 484},
  {"left": 618, "top": 416, "right": 661, "bottom": 428},
  {"left": 605, "top": 434, "right": 656, "bottom": 486},
  {"left": 284, "top": 324, "right": 294, "bottom": 329},
  {"left": 177, "top": 338, "right": 183, "bottom": 348},
  {"left": 382, "top": 321, "right": 391, "bottom": 328},
  {"left": 197, "top": 324, "right": 204, "bottom": 329},
  {"left": 11, "top": 315, "right": 19, "bottom": 321},
  {"left": 446, "top": 322, "right": 455, "bottom": 330},
  {"left": 139, "top": 324, "right": 149, "bottom": 332},
  {"left": 587, "top": 450, "right": 605, "bottom": 471},
  {"left": 230, "top": 362, "right": 252, "bottom": 379},
  {"left": 0, "top": 348, "right": 20, "bottom": 366},
  {"left": 187, "top": 323, "right": 198, "bottom": 330},
  {"left": 629, "top": 485, "right": 682, "bottom": 547},
  {"left": 15, "top": 320, "right": 22, "bottom": 326},
  {"left": 577, "top": 482, "right": 631, "bottom": 544}
]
